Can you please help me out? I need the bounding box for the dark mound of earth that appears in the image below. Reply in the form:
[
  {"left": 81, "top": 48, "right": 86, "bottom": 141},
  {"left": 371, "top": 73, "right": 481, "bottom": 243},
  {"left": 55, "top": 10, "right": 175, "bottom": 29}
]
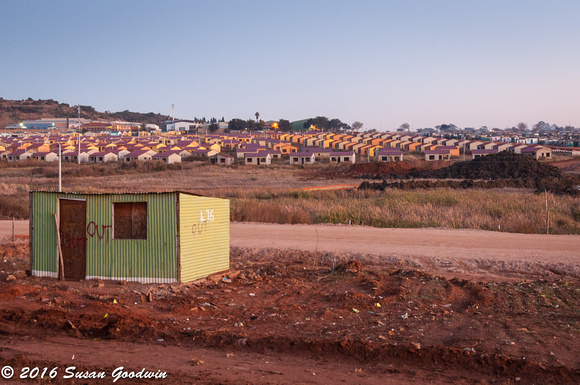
[
  {"left": 407, "top": 152, "right": 562, "bottom": 180},
  {"left": 359, "top": 152, "right": 580, "bottom": 196}
]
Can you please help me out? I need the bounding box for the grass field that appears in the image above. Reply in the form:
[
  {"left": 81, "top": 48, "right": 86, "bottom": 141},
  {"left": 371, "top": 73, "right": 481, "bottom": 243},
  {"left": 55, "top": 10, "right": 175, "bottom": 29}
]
[{"left": 0, "top": 160, "right": 579, "bottom": 234}]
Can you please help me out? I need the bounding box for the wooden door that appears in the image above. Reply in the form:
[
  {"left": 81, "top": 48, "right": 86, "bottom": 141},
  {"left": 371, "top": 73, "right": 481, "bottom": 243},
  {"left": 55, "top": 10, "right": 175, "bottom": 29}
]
[{"left": 59, "top": 199, "right": 87, "bottom": 280}]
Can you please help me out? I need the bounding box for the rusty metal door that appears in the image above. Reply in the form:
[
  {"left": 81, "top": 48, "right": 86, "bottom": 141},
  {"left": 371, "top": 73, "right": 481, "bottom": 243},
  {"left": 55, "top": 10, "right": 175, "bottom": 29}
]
[{"left": 59, "top": 199, "right": 86, "bottom": 280}]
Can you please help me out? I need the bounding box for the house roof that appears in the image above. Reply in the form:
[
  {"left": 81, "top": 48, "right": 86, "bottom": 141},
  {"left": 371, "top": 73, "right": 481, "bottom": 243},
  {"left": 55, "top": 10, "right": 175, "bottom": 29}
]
[
  {"left": 190, "top": 149, "right": 214, "bottom": 154},
  {"left": 244, "top": 151, "right": 271, "bottom": 158},
  {"left": 10, "top": 149, "right": 30, "bottom": 156},
  {"left": 90, "top": 151, "right": 117, "bottom": 157},
  {"left": 31, "top": 151, "right": 56, "bottom": 157},
  {"left": 125, "top": 150, "right": 151, "bottom": 157},
  {"left": 472, "top": 149, "right": 498, "bottom": 154},
  {"left": 152, "top": 150, "right": 181, "bottom": 157},
  {"left": 425, "top": 149, "right": 451, "bottom": 154},
  {"left": 521, "top": 146, "right": 546, "bottom": 153},
  {"left": 330, "top": 152, "right": 354, "bottom": 156},
  {"left": 31, "top": 190, "right": 207, "bottom": 198},
  {"left": 291, "top": 152, "right": 316, "bottom": 157},
  {"left": 377, "top": 148, "right": 402, "bottom": 155}
]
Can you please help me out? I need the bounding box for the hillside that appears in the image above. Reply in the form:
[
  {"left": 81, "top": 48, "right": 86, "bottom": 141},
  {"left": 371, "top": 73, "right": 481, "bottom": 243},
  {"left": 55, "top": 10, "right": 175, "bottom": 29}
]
[{"left": 0, "top": 98, "right": 171, "bottom": 129}]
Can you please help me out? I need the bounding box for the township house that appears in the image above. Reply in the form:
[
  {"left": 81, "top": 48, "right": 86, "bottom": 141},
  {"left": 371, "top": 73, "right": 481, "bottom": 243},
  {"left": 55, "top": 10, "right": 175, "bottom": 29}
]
[
  {"left": 521, "top": 146, "right": 552, "bottom": 160},
  {"left": 236, "top": 144, "right": 266, "bottom": 159},
  {"left": 289, "top": 152, "right": 316, "bottom": 165},
  {"left": 63, "top": 150, "right": 92, "bottom": 163},
  {"left": 151, "top": 150, "right": 182, "bottom": 164},
  {"left": 471, "top": 149, "right": 498, "bottom": 159},
  {"left": 7, "top": 149, "right": 32, "bottom": 162},
  {"left": 376, "top": 148, "right": 403, "bottom": 162},
  {"left": 31, "top": 151, "right": 59, "bottom": 162},
  {"left": 124, "top": 149, "right": 154, "bottom": 162},
  {"left": 89, "top": 151, "right": 118, "bottom": 163},
  {"left": 299, "top": 147, "right": 332, "bottom": 158},
  {"left": 213, "top": 153, "right": 235, "bottom": 166},
  {"left": 330, "top": 151, "right": 356, "bottom": 164},
  {"left": 434, "top": 146, "right": 460, "bottom": 156},
  {"left": 245, "top": 151, "right": 272, "bottom": 165},
  {"left": 425, "top": 149, "right": 451, "bottom": 161}
]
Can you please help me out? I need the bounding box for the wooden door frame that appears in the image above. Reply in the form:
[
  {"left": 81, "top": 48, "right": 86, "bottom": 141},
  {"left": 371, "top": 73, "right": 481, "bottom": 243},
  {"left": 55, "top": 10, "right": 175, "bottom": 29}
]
[{"left": 57, "top": 198, "right": 87, "bottom": 280}]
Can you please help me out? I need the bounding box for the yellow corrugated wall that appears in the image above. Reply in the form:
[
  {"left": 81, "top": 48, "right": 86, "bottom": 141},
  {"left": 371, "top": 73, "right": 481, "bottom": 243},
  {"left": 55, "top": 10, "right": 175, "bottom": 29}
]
[{"left": 179, "top": 193, "right": 230, "bottom": 282}]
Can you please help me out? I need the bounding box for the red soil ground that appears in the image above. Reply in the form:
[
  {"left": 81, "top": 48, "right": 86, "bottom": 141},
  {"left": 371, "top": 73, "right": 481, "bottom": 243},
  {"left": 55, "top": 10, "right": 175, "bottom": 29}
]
[{"left": 0, "top": 230, "right": 579, "bottom": 384}]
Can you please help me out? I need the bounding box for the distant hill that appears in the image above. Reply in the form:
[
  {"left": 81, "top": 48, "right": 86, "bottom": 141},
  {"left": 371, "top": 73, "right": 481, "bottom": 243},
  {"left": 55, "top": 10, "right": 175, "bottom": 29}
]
[{"left": 0, "top": 98, "right": 171, "bottom": 129}]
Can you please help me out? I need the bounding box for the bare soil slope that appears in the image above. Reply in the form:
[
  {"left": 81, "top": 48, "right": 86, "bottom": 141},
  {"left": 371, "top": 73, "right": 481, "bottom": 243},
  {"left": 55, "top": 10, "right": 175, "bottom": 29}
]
[{"left": 1, "top": 223, "right": 579, "bottom": 383}]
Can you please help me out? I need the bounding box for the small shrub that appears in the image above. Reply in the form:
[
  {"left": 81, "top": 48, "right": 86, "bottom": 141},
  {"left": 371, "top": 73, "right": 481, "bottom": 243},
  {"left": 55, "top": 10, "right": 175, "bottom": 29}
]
[
  {"left": 572, "top": 204, "right": 580, "bottom": 222},
  {"left": 0, "top": 195, "right": 29, "bottom": 219}
]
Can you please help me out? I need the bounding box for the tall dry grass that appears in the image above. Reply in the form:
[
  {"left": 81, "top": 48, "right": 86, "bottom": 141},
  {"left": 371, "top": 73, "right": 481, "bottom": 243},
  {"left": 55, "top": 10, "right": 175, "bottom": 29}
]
[
  {"left": 1, "top": 160, "right": 578, "bottom": 234},
  {"left": 219, "top": 188, "right": 580, "bottom": 235}
]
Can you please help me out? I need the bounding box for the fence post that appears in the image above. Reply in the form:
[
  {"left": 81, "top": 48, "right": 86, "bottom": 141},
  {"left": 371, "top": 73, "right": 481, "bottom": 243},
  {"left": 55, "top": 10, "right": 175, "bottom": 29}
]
[{"left": 12, "top": 217, "right": 15, "bottom": 241}]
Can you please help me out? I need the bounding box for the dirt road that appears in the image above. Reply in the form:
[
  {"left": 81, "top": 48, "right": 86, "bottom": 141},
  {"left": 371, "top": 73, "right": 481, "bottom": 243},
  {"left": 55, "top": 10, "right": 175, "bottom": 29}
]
[
  {"left": 230, "top": 222, "right": 580, "bottom": 261},
  {"left": 3, "top": 220, "right": 579, "bottom": 278},
  {"left": 231, "top": 223, "right": 580, "bottom": 278}
]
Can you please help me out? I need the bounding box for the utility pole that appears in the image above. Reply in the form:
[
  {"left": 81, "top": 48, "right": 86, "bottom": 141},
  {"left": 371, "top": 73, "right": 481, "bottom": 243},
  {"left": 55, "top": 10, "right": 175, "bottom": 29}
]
[
  {"left": 77, "top": 104, "right": 81, "bottom": 164},
  {"left": 58, "top": 143, "right": 62, "bottom": 192}
]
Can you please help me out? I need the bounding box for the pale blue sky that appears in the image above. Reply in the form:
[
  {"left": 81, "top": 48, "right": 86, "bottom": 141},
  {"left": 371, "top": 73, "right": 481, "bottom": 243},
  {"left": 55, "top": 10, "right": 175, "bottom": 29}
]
[{"left": 1, "top": 1, "right": 578, "bottom": 130}]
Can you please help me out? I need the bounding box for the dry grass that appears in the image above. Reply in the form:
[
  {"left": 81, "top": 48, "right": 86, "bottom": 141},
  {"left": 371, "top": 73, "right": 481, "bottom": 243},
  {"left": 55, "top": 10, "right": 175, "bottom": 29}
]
[
  {"left": 0, "top": 161, "right": 578, "bottom": 234},
  {"left": 221, "top": 188, "right": 580, "bottom": 235}
]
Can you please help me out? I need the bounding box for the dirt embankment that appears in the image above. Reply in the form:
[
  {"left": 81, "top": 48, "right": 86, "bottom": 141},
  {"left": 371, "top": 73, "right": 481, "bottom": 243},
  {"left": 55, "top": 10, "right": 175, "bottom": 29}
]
[
  {"left": 357, "top": 153, "right": 580, "bottom": 196},
  {"left": 1, "top": 236, "right": 580, "bottom": 384}
]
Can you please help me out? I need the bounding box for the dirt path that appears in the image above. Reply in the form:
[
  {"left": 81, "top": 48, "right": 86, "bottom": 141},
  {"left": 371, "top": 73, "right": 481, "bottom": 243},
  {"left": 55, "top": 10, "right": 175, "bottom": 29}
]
[
  {"left": 230, "top": 222, "right": 580, "bottom": 261},
  {"left": 0, "top": 220, "right": 28, "bottom": 239},
  {"left": 230, "top": 223, "right": 580, "bottom": 279},
  {"left": 3, "top": 220, "right": 579, "bottom": 278},
  {"left": 5, "top": 220, "right": 579, "bottom": 262}
]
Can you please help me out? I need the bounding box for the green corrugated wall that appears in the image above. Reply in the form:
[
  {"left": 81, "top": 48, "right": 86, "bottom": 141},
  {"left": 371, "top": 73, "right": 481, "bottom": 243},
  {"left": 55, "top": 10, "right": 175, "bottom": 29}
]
[
  {"left": 85, "top": 193, "right": 177, "bottom": 283},
  {"left": 179, "top": 193, "right": 230, "bottom": 282},
  {"left": 31, "top": 191, "right": 178, "bottom": 283},
  {"left": 30, "top": 191, "right": 59, "bottom": 277}
]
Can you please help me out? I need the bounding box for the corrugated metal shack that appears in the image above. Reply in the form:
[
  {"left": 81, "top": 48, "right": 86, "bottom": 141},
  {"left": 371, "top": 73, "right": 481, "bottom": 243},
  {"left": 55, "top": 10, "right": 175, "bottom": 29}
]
[{"left": 29, "top": 191, "right": 229, "bottom": 283}]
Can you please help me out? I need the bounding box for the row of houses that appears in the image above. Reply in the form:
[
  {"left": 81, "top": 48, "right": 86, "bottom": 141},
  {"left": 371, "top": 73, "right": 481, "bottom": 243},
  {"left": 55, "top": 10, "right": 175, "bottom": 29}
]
[
  {"left": 0, "top": 134, "right": 222, "bottom": 164},
  {"left": 0, "top": 129, "right": 554, "bottom": 166}
]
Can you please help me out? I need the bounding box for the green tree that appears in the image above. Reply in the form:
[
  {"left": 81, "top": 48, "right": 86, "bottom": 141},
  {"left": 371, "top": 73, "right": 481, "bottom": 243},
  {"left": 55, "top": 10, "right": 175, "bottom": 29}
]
[
  {"left": 278, "top": 119, "right": 292, "bottom": 132},
  {"left": 352, "top": 121, "right": 364, "bottom": 131},
  {"left": 228, "top": 118, "right": 246, "bottom": 131},
  {"left": 305, "top": 116, "right": 329, "bottom": 130},
  {"left": 516, "top": 122, "right": 527, "bottom": 132},
  {"left": 246, "top": 119, "right": 256, "bottom": 130}
]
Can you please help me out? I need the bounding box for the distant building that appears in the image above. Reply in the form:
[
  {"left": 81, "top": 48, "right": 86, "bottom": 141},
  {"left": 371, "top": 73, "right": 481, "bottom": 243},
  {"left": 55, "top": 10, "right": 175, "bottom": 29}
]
[
  {"left": 164, "top": 120, "right": 201, "bottom": 132},
  {"left": 145, "top": 124, "right": 160, "bottom": 131}
]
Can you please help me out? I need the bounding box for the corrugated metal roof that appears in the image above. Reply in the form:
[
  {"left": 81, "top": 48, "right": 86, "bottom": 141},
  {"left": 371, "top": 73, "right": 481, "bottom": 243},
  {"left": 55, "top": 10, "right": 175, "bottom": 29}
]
[{"left": 30, "top": 190, "right": 204, "bottom": 197}]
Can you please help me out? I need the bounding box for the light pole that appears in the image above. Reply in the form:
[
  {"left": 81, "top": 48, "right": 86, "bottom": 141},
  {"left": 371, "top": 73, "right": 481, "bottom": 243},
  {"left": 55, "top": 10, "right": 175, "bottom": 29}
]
[
  {"left": 77, "top": 104, "right": 81, "bottom": 164},
  {"left": 58, "top": 143, "right": 62, "bottom": 192}
]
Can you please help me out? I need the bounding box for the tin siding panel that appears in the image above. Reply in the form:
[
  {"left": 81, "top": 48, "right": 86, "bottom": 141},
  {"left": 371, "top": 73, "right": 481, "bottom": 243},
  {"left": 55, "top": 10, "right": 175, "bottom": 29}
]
[
  {"left": 31, "top": 192, "right": 59, "bottom": 276},
  {"left": 86, "top": 193, "right": 178, "bottom": 282},
  {"left": 31, "top": 192, "right": 179, "bottom": 283},
  {"left": 179, "top": 194, "right": 229, "bottom": 282}
]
